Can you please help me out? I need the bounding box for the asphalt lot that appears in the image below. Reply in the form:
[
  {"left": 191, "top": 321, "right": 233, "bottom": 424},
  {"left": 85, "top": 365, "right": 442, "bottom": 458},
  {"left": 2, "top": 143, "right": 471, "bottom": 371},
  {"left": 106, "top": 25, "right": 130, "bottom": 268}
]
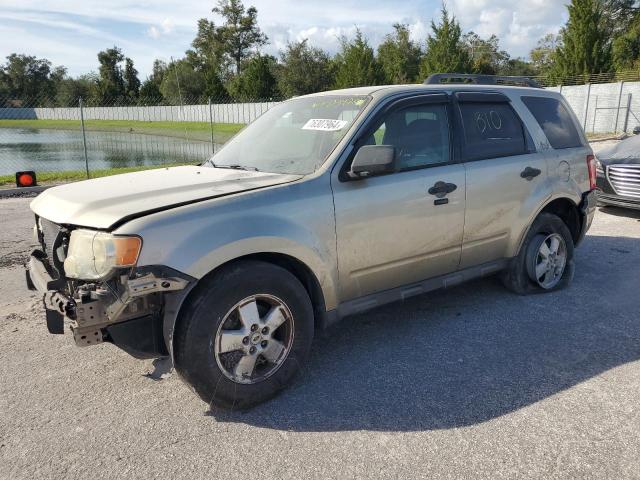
[{"left": 1, "top": 195, "right": 640, "bottom": 479}]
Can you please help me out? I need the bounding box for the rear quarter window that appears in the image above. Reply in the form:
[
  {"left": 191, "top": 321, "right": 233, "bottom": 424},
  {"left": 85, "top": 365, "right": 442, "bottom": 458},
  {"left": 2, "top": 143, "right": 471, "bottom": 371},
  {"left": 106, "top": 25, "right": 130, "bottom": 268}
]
[{"left": 521, "top": 96, "right": 584, "bottom": 149}]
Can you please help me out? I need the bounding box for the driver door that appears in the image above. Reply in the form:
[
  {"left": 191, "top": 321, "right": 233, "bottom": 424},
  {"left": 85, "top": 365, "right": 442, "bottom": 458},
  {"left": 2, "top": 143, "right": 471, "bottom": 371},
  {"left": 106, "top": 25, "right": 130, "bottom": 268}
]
[{"left": 331, "top": 95, "right": 466, "bottom": 302}]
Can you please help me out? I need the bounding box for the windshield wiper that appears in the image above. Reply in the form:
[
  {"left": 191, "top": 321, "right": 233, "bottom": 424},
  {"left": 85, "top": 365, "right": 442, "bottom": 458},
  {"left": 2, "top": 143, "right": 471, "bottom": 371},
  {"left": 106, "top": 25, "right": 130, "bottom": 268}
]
[{"left": 209, "top": 162, "right": 259, "bottom": 172}]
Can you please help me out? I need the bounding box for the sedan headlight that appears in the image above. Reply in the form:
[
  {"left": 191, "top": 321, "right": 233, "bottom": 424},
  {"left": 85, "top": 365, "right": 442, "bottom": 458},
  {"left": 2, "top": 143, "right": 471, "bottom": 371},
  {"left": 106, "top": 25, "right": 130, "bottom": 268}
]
[
  {"left": 595, "top": 158, "right": 604, "bottom": 176},
  {"left": 64, "top": 229, "right": 142, "bottom": 280}
]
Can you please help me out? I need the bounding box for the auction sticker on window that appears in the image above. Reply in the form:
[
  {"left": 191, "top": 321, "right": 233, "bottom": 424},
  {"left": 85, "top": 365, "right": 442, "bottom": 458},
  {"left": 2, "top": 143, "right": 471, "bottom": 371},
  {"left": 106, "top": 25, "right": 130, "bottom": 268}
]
[{"left": 302, "top": 119, "right": 349, "bottom": 131}]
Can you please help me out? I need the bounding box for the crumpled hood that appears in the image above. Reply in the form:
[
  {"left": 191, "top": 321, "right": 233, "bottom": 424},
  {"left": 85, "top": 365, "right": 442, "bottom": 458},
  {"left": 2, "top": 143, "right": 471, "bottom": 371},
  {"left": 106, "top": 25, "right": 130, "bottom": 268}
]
[
  {"left": 30, "top": 166, "right": 302, "bottom": 230},
  {"left": 597, "top": 135, "right": 640, "bottom": 166}
]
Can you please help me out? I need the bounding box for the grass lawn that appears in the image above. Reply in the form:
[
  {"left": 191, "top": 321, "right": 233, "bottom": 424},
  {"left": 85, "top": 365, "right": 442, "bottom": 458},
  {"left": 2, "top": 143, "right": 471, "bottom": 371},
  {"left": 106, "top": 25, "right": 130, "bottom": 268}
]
[
  {"left": 0, "top": 163, "right": 195, "bottom": 187},
  {"left": 0, "top": 118, "right": 245, "bottom": 143}
]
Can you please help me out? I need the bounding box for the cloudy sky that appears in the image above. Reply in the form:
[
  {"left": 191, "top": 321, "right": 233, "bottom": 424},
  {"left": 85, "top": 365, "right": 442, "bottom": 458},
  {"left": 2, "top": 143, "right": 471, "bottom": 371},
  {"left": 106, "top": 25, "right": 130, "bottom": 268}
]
[{"left": 0, "top": 0, "right": 568, "bottom": 78}]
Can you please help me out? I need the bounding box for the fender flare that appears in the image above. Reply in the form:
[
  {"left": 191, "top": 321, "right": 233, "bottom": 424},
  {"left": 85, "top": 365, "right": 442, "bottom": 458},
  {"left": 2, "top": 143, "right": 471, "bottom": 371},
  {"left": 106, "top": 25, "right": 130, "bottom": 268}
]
[
  {"left": 513, "top": 194, "right": 582, "bottom": 257},
  {"left": 159, "top": 241, "right": 338, "bottom": 364}
]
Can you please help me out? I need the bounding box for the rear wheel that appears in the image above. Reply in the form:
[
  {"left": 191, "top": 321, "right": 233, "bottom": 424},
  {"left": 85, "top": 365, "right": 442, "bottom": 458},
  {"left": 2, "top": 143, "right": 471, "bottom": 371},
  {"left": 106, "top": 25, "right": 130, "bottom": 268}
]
[
  {"left": 174, "top": 260, "right": 314, "bottom": 409},
  {"left": 502, "top": 213, "right": 575, "bottom": 295},
  {"left": 525, "top": 233, "right": 568, "bottom": 289}
]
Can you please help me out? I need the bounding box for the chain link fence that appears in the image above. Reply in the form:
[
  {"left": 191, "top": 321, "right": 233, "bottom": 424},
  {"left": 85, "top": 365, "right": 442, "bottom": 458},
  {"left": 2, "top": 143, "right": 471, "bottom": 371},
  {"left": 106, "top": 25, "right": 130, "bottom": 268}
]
[
  {"left": 535, "top": 70, "right": 640, "bottom": 88},
  {"left": 3, "top": 81, "right": 640, "bottom": 186},
  {"left": 0, "top": 95, "right": 282, "bottom": 185}
]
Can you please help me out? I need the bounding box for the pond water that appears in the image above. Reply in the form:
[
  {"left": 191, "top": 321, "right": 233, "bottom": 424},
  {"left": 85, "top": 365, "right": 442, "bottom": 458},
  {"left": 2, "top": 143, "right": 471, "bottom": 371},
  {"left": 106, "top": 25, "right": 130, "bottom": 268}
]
[{"left": 0, "top": 128, "right": 223, "bottom": 175}]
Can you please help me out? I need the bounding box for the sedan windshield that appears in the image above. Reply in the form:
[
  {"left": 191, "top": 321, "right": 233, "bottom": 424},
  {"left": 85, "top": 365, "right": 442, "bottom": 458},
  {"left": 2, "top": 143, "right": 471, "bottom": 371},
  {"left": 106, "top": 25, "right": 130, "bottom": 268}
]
[{"left": 205, "top": 95, "right": 369, "bottom": 175}]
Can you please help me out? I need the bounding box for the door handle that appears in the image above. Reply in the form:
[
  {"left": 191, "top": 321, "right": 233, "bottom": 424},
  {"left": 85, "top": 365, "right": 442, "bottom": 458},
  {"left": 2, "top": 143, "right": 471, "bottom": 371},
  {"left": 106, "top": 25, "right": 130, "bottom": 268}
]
[
  {"left": 428, "top": 181, "right": 457, "bottom": 198},
  {"left": 520, "top": 166, "right": 542, "bottom": 181}
]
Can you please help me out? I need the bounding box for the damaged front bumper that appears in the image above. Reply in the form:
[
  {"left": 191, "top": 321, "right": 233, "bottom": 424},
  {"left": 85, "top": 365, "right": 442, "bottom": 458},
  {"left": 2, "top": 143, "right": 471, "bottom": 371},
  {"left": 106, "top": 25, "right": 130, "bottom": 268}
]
[{"left": 26, "top": 251, "right": 194, "bottom": 359}]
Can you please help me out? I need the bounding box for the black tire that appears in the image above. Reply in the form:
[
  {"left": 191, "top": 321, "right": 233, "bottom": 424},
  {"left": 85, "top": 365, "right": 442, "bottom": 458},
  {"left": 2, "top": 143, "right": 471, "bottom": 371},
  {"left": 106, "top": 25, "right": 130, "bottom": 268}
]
[
  {"left": 174, "top": 260, "right": 314, "bottom": 409},
  {"left": 501, "top": 213, "right": 575, "bottom": 295}
]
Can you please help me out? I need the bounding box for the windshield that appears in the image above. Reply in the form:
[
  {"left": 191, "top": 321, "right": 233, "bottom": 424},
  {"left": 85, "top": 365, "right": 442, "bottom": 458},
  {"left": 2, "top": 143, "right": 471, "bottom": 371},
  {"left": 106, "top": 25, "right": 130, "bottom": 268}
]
[{"left": 205, "top": 95, "right": 369, "bottom": 175}]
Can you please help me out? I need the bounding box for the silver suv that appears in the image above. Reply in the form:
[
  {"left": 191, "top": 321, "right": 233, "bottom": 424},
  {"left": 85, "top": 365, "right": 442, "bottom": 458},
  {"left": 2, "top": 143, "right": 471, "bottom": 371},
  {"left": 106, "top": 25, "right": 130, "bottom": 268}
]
[{"left": 26, "top": 75, "right": 597, "bottom": 409}]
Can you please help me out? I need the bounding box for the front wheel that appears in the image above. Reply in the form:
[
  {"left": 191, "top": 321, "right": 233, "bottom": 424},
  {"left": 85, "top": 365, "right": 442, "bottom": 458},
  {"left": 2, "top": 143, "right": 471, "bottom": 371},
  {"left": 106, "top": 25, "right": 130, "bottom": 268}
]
[
  {"left": 502, "top": 213, "right": 575, "bottom": 295},
  {"left": 174, "top": 260, "right": 314, "bottom": 409}
]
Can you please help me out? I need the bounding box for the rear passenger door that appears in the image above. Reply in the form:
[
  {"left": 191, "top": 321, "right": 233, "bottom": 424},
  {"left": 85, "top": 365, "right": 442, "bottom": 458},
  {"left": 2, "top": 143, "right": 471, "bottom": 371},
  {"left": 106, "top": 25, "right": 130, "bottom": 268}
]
[{"left": 456, "top": 92, "right": 548, "bottom": 269}]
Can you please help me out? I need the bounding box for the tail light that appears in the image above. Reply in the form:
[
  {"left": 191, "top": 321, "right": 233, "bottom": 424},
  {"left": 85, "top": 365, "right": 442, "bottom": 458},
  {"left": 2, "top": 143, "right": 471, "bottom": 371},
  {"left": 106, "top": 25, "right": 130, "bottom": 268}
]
[{"left": 587, "top": 154, "right": 597, "bottom": 190}]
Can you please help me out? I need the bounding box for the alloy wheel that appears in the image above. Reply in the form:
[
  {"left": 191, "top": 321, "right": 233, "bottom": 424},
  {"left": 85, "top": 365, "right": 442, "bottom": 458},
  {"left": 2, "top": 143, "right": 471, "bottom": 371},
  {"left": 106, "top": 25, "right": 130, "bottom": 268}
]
[
  {"left": 530, "top": 233, "right": 567, "bottom": 289},
  {"left": 214, "top": 294, "right": 295, "bottom": 384}
]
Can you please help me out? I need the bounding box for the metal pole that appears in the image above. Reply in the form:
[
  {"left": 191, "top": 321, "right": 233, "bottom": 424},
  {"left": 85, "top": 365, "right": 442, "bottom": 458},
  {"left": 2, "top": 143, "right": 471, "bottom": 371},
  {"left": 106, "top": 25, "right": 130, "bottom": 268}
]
[
  {"left": 624, "top": 93, "right": 632, "bottom": 133},
  {"left": 614, "top": 81, "right": 625, "bottom": 133},
  {"left": 208, "top": 97, "right": 215, "bottom": 154},
  {"left": 79, "top": 97, "right": 89, "bottom": 179},
  {"left": 582, "top": 83, "right": 591, "bottom": 131}
]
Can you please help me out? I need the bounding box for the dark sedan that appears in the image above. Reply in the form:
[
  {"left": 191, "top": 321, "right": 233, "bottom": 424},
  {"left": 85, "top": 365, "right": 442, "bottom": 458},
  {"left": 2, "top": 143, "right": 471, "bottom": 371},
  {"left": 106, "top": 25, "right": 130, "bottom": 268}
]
[{"left": 596, "top": 134, "right": 640, "bottom": 210}]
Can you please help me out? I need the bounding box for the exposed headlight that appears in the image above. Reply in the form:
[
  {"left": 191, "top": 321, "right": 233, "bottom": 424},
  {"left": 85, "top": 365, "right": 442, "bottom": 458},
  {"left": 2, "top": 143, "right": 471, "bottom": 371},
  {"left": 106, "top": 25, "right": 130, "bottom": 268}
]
[{"left": 64, "top": 229, "right": 142, "bottom": 280}]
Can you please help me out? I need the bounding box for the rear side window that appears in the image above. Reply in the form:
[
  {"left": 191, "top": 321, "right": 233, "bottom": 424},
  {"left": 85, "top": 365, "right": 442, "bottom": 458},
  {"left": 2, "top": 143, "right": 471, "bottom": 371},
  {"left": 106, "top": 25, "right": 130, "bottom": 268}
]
[
  {"left": 458, "top": 102, "right": 527, "bottom": 161},
  {"left": 521, "top": 96, "right": 583, "bottom": 149}
]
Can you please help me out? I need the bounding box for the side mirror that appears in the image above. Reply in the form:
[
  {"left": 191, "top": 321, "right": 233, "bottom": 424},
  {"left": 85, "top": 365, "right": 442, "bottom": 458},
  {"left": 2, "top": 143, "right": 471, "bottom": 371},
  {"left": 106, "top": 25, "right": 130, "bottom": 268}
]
[{"left": 349, "top": 145, "right": 396, "bottom": 179}]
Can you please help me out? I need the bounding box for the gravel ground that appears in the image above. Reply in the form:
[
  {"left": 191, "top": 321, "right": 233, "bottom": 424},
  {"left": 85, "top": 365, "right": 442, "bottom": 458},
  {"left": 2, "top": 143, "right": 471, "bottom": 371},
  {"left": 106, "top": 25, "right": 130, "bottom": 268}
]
[{"left": 1, "top": 196, "right": 640, "bottom": 479}]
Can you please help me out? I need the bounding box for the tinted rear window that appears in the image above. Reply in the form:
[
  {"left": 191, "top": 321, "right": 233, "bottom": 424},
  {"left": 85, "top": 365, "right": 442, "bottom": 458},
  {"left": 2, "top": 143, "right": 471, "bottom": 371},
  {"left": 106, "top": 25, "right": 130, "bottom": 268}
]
[
  {"left": 459, "top": 102, "right": 527, "bottom": 160},
  {"left": 521, "top": 96, "right": 583, "bottom": 149}
]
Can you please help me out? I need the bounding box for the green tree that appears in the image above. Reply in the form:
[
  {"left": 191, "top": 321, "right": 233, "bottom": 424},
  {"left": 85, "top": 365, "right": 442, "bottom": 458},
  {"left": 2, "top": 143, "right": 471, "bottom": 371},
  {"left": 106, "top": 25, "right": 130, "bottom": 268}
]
[
  {"left": 419, "top": 6, "right": 472, "bottom": 78},
  {"left": 212, "top": 0, "right": 268, "bottom": 75},
  {"left": 600, "top": 0, "right": 638, "bottom": 34},
  {"left": 333, "top": 30, "right": 381, "bottom": 88},
  {"left": 554, "top": 0, "right": 613, "bottom": 82},
  {"left": 530, "top": 34, "right": 561, "bottom": 78},
  {"left": 377, "top": 24, "right": 422, "bottom": 83},
  {"left": 227, "top": 54, "right": 278, "bottom": 100},
  {"left": 612, "top": 14, "right": 640, "bottom": 70},
  {"left": 139, "top": 80, "right": 162, "bottom": 101},
  {"left": 499, "top": 58, "right": 539, "bottom": 77},
  {"left": 124, "top": 58, "right": 141, "bottom": 101},
  {"left": 188, "top": 18, "right": 225, "bottom": 72},
  {"left": 55, "top": 74, "right": 98, "bottom": 106},
  {"left": 463, "top": 32, "right": 510, "bottom": 75},
  {"left": 159, "top": 59, "right": 207, "bottom": 103},
  {"left": 139, "top": 60, "right": 167, "bottom": 102},
  {"left": 277, "top": 39, "right": 334, "bottom": 96},
  {"left": 50, "top": 65, "right": 67, "bottom": 92},
  {"left": 0, "top": 54, "right": 60, "bottom": 102},
  {"left": 96, "top": 46, "right": 125, "bottom": 102},
  {"left": 186, "top": 17, "right": 228, "bottom": 97},
  {"left": 204, "top": 69, "right": 229, "bottom": 99}
]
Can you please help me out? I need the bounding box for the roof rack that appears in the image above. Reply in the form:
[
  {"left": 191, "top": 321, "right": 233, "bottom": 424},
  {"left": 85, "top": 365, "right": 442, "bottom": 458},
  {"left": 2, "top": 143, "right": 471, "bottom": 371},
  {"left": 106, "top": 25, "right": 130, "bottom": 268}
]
[{"left": 424, "top": 73, "right": 543, "bottom": 89}]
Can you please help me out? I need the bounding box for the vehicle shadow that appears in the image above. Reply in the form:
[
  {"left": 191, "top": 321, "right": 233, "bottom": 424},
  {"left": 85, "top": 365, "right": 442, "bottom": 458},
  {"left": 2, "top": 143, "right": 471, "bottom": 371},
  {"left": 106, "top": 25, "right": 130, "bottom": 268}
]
[
  {"left": 599, "top": 206, "right": 640, "bottom": 221},
  {"left": 208, "top": 234, "right": 640, "bottom": 432}
]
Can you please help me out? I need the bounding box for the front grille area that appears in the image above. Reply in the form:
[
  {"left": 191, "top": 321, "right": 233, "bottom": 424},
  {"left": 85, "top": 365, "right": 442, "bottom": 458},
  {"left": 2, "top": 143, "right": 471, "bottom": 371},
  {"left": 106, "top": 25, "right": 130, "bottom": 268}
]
[
  {"left": 37, "top": 217, "right": 63, "bottom": 279},
  {"left": 607, "top": 164, "right": 640, "bottom": 199}
]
